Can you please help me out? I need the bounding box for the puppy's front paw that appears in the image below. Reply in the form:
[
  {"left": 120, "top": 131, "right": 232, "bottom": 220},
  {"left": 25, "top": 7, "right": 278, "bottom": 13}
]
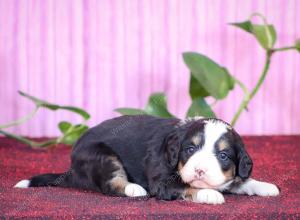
[
  {"left": 232, "top": 179, "right": 280, "bottom": 197},
  {"left": 194, "top": 189, "right": 225, "bottom": 204},
  {"left": 125, "top": 183, "right": 147, "bottom": 197},
  {"left": 252, "top": 182, "right": 280, "bottom": 197}
]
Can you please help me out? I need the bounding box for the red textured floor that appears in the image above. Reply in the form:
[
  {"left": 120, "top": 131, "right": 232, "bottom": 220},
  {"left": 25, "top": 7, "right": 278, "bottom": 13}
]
[{"left": 0, "top": 136, "right": 300, "bottom": 219}]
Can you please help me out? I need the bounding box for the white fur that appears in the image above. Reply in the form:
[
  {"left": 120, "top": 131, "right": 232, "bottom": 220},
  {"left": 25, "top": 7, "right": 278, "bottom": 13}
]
[
  {"left": 194, "top": 189, "right": 225, "bottom": 204},
  {"left": 125, "top": 183, "right": 147, "bottom": 197},
  {"left": 14, "top": 179, "right": 30, "bottom": 188},
  {"left": 230, "top": 178, "right": 280, "bottom": 196},
  {"left": 179, "top": 120, "right": 228, "bottom": 188},
  {"left": 203, "top": 120, "right": 228, "bottom": 150}
]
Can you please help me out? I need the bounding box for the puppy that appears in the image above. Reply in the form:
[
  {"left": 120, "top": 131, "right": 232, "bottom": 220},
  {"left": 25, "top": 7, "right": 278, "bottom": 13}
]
[{"left": 15, "top": 115, "right": 279, "bottom": 204}]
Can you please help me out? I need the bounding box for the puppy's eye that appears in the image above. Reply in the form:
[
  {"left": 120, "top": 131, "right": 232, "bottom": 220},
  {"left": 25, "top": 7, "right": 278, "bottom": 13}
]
[
  {"left": 218, "top": 152, "right": 228, "bottom": 161},
  {"left": 185, "top": 146, "right": 196, "bottom": 154}
]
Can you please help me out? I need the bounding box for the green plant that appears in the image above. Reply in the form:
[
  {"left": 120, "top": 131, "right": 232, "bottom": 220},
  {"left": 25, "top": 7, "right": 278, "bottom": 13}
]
[
  {"left": 1, "top": 13, "right": 299, "bottom": 149},
  {"left": 115, "top": 13, "right": 300, "bottom": 126},
  {"left": 0, "top": 91, "right": 90, "bottom": 148}
]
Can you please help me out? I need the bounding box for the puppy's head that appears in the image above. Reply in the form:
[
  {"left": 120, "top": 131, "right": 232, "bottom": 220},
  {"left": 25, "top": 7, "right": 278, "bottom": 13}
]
[{"left": 165, "top": 118, "right": 252, "bottom": 190}]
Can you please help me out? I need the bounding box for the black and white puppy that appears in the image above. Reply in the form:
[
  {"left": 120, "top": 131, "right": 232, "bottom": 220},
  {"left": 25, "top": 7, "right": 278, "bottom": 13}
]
[{"left": 15, "top": 115, "right": 279, "bottom": 204}]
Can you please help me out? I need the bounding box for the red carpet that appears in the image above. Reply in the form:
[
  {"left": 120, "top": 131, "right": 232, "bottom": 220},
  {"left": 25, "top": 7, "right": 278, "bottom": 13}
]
[{"left": 0, "top": 136, "right": 300, "bottom": 219}]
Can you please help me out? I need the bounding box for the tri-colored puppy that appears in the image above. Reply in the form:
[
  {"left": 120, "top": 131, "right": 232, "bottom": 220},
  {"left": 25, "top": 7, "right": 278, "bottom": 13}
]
[{"left": 15, "top": 115, "right": 279, "bottom": 204}]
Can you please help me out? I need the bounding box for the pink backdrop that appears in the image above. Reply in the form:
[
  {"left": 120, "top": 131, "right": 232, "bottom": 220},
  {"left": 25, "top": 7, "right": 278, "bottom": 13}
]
[{"left": 0, "top": 0, "right": 299, "bottom": 136}]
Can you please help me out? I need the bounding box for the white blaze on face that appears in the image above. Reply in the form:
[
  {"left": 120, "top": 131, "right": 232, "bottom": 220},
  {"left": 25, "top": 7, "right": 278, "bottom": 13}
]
[{"left": 179, "top": 120, "right": 229, "bottom": 189}]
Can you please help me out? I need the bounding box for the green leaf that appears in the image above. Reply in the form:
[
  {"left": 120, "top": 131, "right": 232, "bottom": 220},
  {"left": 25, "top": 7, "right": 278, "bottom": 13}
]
[
  {"left": 295, "top": 39, "right": 300, "bottom": 52},
  {"left": 62, "top": 133, "right": 79, "bottom": 145},
  {"left": 19, "top": 91, "right": 90, "bottom": 120},
  {"left": 115, "top": 108, "right": 147, "bottom": 115},
  {"left": 61, "top": 124, "right": 88, "bottom": 145},
  {"left": 144, "top": 92, "right": 174, "bottom": 118},
  {"left": 229, "top": 20, "right": 253, "bottom": 33},
  {"left": 222, "top": 68, "right": 235, "bottom": 90},
  {"left": 115, "top": 93, "right": 174, "bottom": 118},
  {"left": 186, "top": 98, "right": 216, "bottom": 118},
  {"left": 19, "top": 90, "right": 56, "bottom": 107},
  {"left": 183, "top": 52, "right": 233, "bottom": 100},
  {"left": 189, "top": 74, "right": 210, "bottom": 99},
  {"left": 252, "top": 24, "right": 277, "bottom": 49},
  {"left": 57, "top": 106, "right": 90, "bottom": 120},
  {"left": 58, "top": 121, "right": 72, "bottom": 134},
  {"left": 230, "top": 20, "right": 277, "bottom": 50}
]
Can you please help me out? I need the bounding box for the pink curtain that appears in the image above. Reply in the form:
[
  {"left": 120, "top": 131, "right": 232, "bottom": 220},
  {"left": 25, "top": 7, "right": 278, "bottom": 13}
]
[{"left": 0, "top": 0, "right": 299, "bottom": 136}]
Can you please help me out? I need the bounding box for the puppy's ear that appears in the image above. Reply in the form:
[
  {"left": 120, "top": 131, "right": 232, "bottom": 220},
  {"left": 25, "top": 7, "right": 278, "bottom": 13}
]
[
  {"left": 164, "top": 132, "right": 180, "bottom": 169},
  {"left": 237, "top": 147, "right": 253, "bottom": 180}
]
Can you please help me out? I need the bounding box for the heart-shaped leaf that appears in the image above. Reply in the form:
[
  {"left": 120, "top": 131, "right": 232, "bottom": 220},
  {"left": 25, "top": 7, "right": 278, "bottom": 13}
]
[
  {"left": 57, "top": 106, "right": 90, "bottom": 120},
  {"left": 183, "top": 52, "right": 234, "bottom": 100},
  {"left": 186, "top": 98, "right": 216, "bottom": 118},
  {"left": 222, "top": 67, "right": 235, "bottom": 90},
  {"left": 58, "top": 121, "right": 72, "bottom": 134},
  {"left": 19, "top": 91, "right": 57, "bottom": 108},
  {"left": 229, "top": 20, "right": 253, "bottom": 33},
  {"left": 19, "top": 91, "right": 90, "bottom": 120},
  {"left": 252, "top": 24, "right": 277, "bottom": 49},
  {"left": 115, "top": 108, "right": 147, "bottom": 115},
  {"left": 61, "top": 124, "right": 88, "bottom": 145},
  {"left": 145, "top": 92, "right": 174, "bottom": 118},
  {"left": 189, "top": 74, "right": 210, "bottom": 99},
  {"left": 230, "top": 20, "right": 277, "bottom": 50}
]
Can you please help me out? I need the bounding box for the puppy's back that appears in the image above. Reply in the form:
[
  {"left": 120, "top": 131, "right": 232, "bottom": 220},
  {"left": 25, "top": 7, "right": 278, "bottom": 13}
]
[{"left": 72, "top": 115, "right": 180, "bottom": 188}]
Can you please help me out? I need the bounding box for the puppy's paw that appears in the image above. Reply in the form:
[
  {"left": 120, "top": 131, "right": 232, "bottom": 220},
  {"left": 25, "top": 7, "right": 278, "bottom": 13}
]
[
  {"left": 251, "top": 182, "right": 280, "bottom": 197},
  {"left": 194, "top": 189, "right": 225, "bottom": 204},
  {"left": 125, "top": 183, "right": 147, "bottom": 197},
  {"left": 231, "top": 179, "right": 280, "bottom": 197}
]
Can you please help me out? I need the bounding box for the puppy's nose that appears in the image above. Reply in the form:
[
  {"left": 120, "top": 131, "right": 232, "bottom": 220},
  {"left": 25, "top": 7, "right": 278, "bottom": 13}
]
[{"left": 195, "top": 168, "right": 205, "bottom": 176}]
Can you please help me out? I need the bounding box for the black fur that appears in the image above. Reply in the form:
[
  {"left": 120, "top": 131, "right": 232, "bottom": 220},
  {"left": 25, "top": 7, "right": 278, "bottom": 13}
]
[
  {"left": 25, "top": 115, "right": 252, "bottom": 200},
  {"left": 232, "top": 130, "right": 253, "bottom": 180},
  {"left": 30, "top": 174, "right": 64, "bottom": 187}
]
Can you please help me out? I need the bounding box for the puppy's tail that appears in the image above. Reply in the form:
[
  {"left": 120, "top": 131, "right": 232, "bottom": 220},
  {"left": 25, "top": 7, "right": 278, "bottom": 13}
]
[{"left": 14, "top": 171, "right": 73, "bottom": 188}]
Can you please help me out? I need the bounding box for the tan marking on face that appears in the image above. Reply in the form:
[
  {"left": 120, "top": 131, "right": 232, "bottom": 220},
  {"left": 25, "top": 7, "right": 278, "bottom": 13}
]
[
  {"left": 218, "top": 140, "right": 229, "bottom": 151},
  {"left": 191, "top": 135, "right": 201, "bottom": 146},
  {"left": 223, "top": 165, "right": 236, "bottom": 181},
  {"left": 178, "top": 161, "right": 184, "bottom": 172},
  {"left": 182, "top": 187, "right": 199, "bottom": 201}
]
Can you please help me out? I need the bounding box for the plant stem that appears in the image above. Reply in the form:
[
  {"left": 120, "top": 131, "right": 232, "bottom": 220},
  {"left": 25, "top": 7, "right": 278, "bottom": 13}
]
[
  {"left": 31, "top": 139, "right": 58, "bottom": 148},
  {"left": 0, "top": 106, "right": 39, "bottom": 129},
  {"left": 273, "top": 46, "right": 297, "bottom": 52},
  {"left": 231, "top": 51, "right": 271, "bottom": 126},
  {"left": 0, "top": 129, "right": 57, "bottom": 149},
  {"left": 230, "top": 12, "right": 297, "bottom": 126},
  {"left": 230, "top": 43, "right": 298, "bottom": 126},
  {"left": 250, "top": 12, "right": 268, "bottom": 24},
  {"left": 233, "top": 77, "right": 249, "bottom": 95}
]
